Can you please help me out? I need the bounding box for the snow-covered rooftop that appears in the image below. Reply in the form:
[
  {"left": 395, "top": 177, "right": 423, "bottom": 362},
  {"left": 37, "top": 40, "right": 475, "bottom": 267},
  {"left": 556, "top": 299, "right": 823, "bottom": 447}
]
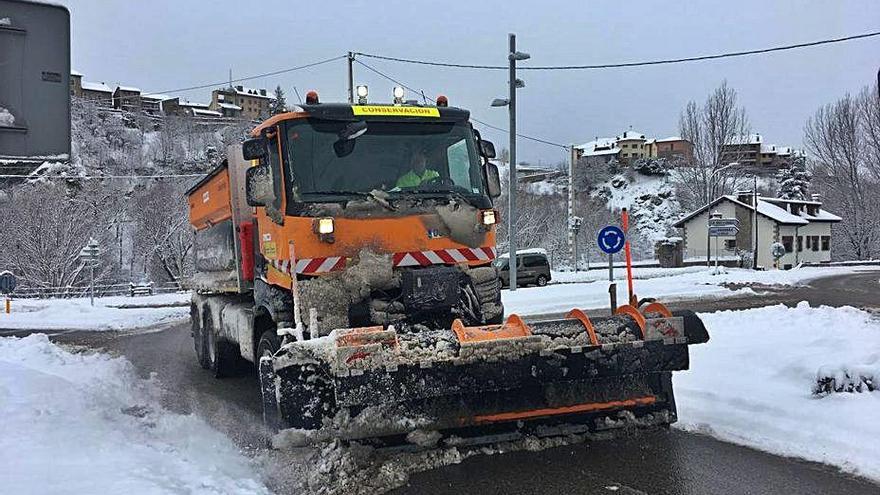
[
  {"left": 674, "top": 194, "right": 845, "bottom": 227},
  {"left": 178, "top": 100, "right": 209, "bottom": 109},
  {"left": 575, "top": 137, "right": 620, "bottom": 156},
  {"left": 617, "top": 130, "right": 646, "bottom": 140},
  {"left": 115, "top": 86, "right": 141, "bottom": 93},
  {"left": 233, "top": 86, "right": 271, "bottom": 99},
  {"left": 192, "top": 108, "right": 222, "bottom": 117},
  {"left": 726, "top": 133, "right": 762, "bottom": 145},
  {"left": 656, "top": 136, "right": 685, "bottom": 143},
  {"left": 218, "top": 102, "right": 242, "bottom": 110},
  {"left": 141, "top": 93, "right": 172, "bottom": 101},
  {"left": 752, "top": 197, "right": 808, "bottom": 224},
  {"left": 81, "top": 81, "right": 112, "bottom": 93}
]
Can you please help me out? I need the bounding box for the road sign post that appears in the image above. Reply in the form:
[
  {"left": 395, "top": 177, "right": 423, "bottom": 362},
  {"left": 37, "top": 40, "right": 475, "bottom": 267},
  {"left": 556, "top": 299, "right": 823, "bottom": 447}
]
[
  {"left": 79, "top": 238, "right": 101, "bottom": 306},
  {"left": 707, "top": 215, "right": 739, "bottom": 272},
  {"left": 0, "top": 271, "right": 16, "bottom": 314},
  {"left": 597, "top": 225, "right": 625, "bottom": 312}
]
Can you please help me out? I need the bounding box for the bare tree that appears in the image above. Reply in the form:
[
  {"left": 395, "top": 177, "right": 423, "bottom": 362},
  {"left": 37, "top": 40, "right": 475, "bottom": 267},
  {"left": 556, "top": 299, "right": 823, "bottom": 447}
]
[
  {"left": 675, "top": 81, "right": 751, "bottom": 210},
  {"left": 0, "top": 183, "right": 118, "bottom": 293},
  {"left": 130, "top": 181, "right": 193, "bottom": 283},
  {"left": 805, "top": 86, "right": 880, "bottom": 260}
]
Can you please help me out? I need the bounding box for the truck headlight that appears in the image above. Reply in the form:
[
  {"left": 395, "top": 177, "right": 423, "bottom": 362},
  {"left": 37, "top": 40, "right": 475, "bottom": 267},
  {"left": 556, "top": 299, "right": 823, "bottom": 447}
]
[
  {"left": 481, "top": 210, "right": 497, "bottom": 226},
  {"left": 315, "top": 217, "right": 335, "bottom": 234}
]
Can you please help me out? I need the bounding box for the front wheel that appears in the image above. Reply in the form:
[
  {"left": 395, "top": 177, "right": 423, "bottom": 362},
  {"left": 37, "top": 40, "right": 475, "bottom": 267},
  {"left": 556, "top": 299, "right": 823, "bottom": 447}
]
[{"left": 536, "top": 274, "right": 548, "bottom": 287}]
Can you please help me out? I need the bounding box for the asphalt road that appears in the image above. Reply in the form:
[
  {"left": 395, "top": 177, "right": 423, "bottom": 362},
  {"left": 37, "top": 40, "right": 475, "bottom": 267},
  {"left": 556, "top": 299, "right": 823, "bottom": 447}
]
[{"left": 49, "top": 270, "right": 880, "bottom": 494}]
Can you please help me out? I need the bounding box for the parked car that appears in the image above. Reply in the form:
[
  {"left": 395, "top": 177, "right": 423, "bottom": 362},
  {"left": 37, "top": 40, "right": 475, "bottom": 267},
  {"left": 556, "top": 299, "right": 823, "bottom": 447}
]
[{"left": 494, "top": 250, "right": 552, "bottom": 288}]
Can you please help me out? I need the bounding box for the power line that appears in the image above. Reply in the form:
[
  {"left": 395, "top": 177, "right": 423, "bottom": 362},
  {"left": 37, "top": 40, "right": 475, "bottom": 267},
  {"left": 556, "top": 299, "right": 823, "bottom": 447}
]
[
  {"left": 118, "top": 55, "right": 347, "bottom": 101},
  {"left": 355, "top": 30, "right": 880, "bottom": 70},
  {"left": 353, "top": 59, "right": 569, "bottom": 149}
]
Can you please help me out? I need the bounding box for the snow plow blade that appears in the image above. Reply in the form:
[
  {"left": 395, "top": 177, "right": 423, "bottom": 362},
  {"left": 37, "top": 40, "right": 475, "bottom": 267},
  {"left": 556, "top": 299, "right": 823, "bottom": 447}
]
[{"left": 262, "top": 306, "right": 709, "bottom": 445}]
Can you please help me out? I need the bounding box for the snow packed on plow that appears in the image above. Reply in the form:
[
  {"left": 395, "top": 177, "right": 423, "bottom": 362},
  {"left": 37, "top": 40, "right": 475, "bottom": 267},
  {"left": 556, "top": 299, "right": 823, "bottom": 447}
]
[{"left": 263, "top": 308, "right": 709, "bottom": 447}]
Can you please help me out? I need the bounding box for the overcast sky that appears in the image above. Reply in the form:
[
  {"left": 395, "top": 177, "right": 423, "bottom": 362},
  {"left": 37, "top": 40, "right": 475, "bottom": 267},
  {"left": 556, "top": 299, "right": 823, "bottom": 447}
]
[{"left": 58, "top": 0, "right": 880, "bottom": 164}]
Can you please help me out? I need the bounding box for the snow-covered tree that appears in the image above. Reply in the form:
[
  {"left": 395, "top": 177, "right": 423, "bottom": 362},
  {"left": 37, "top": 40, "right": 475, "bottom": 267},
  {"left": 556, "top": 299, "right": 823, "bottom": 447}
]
[
  {"left": 269, "top": 85, "right": 287, "bottom": 115},
  {"left": 632, "top": 157, "right": 671, "bottom": 176},
  {"left": 775, "top": 157, "right": 811, "bottom": 200}
]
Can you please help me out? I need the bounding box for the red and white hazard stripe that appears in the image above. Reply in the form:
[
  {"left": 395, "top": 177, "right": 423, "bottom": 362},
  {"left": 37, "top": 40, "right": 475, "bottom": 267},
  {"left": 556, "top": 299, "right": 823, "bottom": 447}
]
[
  {"left": 270, "top": 247, "right": 496, "bottom": 275},
  {"left": 393, "top": 247, "right": 497, "bottom": 267},
  {"left": 270, "top": 257, "right": 346, "bottom": 275}
]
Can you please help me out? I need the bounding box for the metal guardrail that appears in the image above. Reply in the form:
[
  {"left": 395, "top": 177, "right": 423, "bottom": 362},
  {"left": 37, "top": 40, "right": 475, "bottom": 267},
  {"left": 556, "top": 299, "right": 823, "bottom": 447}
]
[{"left": 10, "top": 281, "right": 183, "bottom": 299}]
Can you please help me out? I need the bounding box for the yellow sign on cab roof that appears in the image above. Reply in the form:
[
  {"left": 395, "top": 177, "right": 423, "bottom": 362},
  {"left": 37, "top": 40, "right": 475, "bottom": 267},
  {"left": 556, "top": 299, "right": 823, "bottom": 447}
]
[{"left": 351, "top": 105, "right": 440, "bottom": 117}]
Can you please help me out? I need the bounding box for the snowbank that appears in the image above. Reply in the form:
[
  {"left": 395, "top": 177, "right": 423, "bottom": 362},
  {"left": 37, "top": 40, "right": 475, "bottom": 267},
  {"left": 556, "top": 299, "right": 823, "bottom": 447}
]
[
  {"left": 0, "top": 292, "right": 190, "bottom": 331},
  {"left": 675, "top": 303, "right": 880, "bottom": 481},
  {"left": 0, "top": 334, "right": 269, "bottom": 493},
  {"left": 503, "top": 266, "right": 873, "bottom": 315}
]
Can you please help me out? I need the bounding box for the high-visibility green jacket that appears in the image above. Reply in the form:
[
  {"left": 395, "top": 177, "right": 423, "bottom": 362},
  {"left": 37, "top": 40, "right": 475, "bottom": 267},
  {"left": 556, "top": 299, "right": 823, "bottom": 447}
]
[{"left": 395, "top": 168, "right": 440, "bottom": 188}]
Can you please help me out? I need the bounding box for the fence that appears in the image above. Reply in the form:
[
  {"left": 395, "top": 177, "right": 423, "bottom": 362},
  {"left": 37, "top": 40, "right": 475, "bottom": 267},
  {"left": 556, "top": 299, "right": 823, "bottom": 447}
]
[{"left": 10, "top": 281, "right": 183, "bottom": 299}]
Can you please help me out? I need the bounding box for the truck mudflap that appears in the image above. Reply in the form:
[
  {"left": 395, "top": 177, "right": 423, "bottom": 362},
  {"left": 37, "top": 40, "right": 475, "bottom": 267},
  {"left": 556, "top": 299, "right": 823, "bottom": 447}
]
[{"left": 262, "top": 305, "right": 709, "bottom": 444}]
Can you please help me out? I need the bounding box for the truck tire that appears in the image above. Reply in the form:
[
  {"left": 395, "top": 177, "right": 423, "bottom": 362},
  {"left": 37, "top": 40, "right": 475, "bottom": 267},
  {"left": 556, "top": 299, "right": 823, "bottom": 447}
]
[
  {"left": 536, "top": 274, "right": 548, "bottom": 287},
  {"left": 205, "top": 315, "right": 237, "bottom": 378},
  {"left": 191, "top": 303, "right": 209, "bottom": 370},
  {"left": 257, "top": 330, "right": 283, "bottom": 432},
  {"left": 257, "top": 330, "right": 281, "bottom": 361}
]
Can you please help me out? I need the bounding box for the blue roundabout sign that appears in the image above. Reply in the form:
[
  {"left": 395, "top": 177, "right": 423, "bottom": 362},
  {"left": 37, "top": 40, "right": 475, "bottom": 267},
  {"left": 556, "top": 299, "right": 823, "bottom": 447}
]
[{"left": 597, "top": 226, "right": 626, "bottom": 255}]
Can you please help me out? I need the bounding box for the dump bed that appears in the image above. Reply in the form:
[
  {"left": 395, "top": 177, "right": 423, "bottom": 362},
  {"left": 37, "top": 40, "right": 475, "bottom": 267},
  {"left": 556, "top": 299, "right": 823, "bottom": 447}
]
[{"left": 186, "top": 146, "right": 253, "bottom": 293}]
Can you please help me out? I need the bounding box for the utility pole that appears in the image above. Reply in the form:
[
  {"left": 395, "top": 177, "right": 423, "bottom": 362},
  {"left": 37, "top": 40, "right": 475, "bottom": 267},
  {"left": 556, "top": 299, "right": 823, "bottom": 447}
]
[
  {"left": 753, "top": 174, "right": 759, "bottom": 270},
  {"left": 347, "top": 52, "right": 355, "bottom": 104},
  {"left": 568, "top": 144, "right": 576, "bottom": 270},
  {"left": 491, "top": 34, "right": 529, "bottom": 290},
  {"left": 507, "top": 34, "right": 518, "bottom": 291}
]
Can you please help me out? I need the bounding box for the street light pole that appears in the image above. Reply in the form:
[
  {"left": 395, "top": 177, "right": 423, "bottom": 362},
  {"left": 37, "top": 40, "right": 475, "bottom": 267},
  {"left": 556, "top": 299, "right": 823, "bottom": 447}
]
[
  {"left": 507, "top": 34, "right": 518, "bottom": 291},
  {"left": 491, "top": 33, "right": 529, "bottom": 290}
]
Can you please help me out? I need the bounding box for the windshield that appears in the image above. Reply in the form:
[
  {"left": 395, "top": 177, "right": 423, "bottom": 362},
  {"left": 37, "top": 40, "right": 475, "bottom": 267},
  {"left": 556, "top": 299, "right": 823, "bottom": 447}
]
[{"left": 283, "top": 118, "right": 486, "bottom": 201}]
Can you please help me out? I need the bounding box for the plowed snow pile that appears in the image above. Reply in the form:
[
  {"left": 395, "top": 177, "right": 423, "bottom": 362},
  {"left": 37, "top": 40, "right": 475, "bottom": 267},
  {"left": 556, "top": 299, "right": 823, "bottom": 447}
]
[
  {"left": 0, "top": 334, "right": 269, "bottom": 494},
  {"left": 675, "top": 303, "right": 880, "bottom": 481}
]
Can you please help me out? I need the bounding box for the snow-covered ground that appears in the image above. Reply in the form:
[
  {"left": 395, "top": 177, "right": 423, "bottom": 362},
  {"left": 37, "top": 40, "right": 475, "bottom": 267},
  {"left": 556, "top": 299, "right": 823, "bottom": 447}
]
[
  {"left": 504, "top": 266, "right": 875, "bottom": 315},
  {"left": 0, "top": 292, "right": 190, "bottom": 331},
  {"left": 675, "top": 303, "right": 880, "bottom": 481},
  {"left": 0, "top": 334, "right": 269, "bottom": 493}
]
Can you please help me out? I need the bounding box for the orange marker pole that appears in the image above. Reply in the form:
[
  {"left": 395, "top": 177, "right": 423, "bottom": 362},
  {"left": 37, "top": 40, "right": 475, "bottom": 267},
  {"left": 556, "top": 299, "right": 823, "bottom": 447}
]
[
  {"left": 4, "top": 297, "right": 10, "bottom": 314},
  {"left": 621, "top": 208, "right": 636, "bottom": 306}
]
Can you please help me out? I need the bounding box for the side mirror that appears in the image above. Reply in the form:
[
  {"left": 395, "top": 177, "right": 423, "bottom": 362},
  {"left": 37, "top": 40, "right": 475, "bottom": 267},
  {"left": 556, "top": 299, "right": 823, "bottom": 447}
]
[
  {"left": 242, "top": 137, "right": 268, "bottom": 161},
  {"left": 485, "top": 161, "right": 502, "bottom": 198},
  {"left": 245, "top": 164, "right": 275, "bottom": 206},
  {"left": 479, "top": 140, "right": 497, "bottom": 159}
]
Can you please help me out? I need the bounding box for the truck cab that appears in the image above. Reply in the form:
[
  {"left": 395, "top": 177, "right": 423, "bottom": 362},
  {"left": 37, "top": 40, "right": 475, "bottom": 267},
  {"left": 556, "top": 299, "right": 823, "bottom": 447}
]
[{"left": 187, "top": 98, "right": 504, "bottom": 368}]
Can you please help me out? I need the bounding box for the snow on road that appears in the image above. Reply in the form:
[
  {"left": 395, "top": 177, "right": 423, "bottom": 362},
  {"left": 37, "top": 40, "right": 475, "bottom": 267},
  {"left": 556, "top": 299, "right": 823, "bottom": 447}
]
[
  {"left": 504, "top": 266, "right": 875, "bottom": 315},
  {"left": 0, "top": 334, "right": 269, "bottom": 494},
  {"left": 0, "top": 292, "right": 190, "bottom": 331},
  {"left": 675, "top": 303, "right": 880, "bottom": 481}
]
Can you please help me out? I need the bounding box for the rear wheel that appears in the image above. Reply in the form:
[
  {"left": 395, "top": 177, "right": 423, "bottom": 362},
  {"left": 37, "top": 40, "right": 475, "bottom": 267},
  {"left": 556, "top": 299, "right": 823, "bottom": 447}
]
[
  {"left": 536, "top": 274, "right": 548, "bottom": 287},
  {"left": 192, "top": 304, "right": 209, "bottom": 369},
  {"left": 205, "top": 314, "right": 238, "bottom": 378}
]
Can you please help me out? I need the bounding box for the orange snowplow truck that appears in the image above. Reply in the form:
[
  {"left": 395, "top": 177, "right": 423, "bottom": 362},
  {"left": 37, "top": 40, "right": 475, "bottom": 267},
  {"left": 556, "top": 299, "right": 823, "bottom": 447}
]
[{"left": 187, "top": 95, "right": 708, "bottom": 446}]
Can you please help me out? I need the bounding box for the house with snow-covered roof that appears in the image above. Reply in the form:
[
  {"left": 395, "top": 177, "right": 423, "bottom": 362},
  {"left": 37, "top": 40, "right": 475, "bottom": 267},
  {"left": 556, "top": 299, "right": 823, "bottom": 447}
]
[
  {"left": 113, "top": 85, "right": 142, "bottom": 112},
  {"left": 721, "top": 133, "right": 801, "bottom": 171},
  {"left": 576, "top": 129, "right": 693, "bottom": 165},
  {"left": 80, "top": 81, "right": 113, "bottom": 107},
  {"left": 673, "top": 192, "right": 841, "bottom": 269},
  {"left": 210, "top": 85, "right": 270, "bottom": 120}
]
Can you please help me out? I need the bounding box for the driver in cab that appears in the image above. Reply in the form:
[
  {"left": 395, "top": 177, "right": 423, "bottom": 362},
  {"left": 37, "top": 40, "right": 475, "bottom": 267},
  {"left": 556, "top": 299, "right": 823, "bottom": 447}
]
[{"left": 395, "top": 147, "right": 439, "bottom": 188}]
